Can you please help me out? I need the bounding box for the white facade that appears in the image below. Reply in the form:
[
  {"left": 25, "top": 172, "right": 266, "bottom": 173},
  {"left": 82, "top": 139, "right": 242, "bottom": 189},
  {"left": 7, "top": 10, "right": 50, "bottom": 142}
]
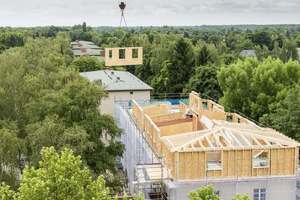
[
  {"left": 167, "top": 177, "right": 297, "bottom": 200},
  {"left": 80, "top": 70, "right": 153, "bottom": 116}
]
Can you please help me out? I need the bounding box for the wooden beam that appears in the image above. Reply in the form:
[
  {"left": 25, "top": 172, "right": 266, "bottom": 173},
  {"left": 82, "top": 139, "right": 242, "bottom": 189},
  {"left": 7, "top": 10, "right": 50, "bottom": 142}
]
[
  {"left": 205, "top": 136, "right": 214, "bottom": 147},
  {"left": 223, "top": 129, "right": 243, "bottom": 147},
  {"left": 198, "top": 140, "right": 204, "bottom": 148},
  {"left": 213, "top": 134, "right": 223, "bottom": 148},
  {"left": 240, "top": 134, "right": 252, "bottom": 147},
  {"left": 233, "top": 129, "right": 297, "bottom": 147},
  {"left": 220, "top": 129, "right": 233, "bottom": 147}
]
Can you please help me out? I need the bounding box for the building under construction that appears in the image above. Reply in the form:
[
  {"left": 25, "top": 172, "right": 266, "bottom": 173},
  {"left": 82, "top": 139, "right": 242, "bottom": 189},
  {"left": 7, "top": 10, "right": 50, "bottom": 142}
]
[{"left": 115, "top": 91, "right": 300, "bottom": 200}]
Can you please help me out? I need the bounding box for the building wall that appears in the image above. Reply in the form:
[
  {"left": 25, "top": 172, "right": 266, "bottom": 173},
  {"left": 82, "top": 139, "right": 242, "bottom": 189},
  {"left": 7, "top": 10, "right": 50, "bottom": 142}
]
[
  {"left": 105, "top": 47, "right": 143, "bottom": 67},
  {"left": 171, "top": 148, "right": 297, "bottom": 180},
  {"left": 100, "top": 90, "right": 150, "bottom": 115},
  {"left": 166, "top": 177, "right": 297, "bottom": 200}
]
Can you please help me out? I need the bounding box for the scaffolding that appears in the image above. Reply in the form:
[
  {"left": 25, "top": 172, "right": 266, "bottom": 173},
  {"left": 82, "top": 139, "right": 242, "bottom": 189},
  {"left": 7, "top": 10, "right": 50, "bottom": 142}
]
[{"left": 115, "top": 101, "right": 168, "bottom": 199}]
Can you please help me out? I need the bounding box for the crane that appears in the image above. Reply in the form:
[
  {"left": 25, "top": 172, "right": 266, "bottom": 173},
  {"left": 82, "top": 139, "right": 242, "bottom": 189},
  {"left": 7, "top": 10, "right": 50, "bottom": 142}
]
[{"left": 119, "top": 1, "right": 127, "bottom": 27}]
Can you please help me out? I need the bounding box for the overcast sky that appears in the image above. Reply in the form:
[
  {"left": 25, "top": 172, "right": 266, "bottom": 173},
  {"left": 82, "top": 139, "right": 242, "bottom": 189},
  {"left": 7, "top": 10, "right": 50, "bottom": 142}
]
[{"left": 0, "top": 0, "right": 300, "bottom": 27}]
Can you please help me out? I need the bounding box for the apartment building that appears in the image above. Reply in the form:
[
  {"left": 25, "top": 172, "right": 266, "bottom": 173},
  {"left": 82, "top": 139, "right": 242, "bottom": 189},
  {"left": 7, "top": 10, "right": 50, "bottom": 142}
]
[{"left": 116, "top": 91, "right": 300, "bottom": 200}]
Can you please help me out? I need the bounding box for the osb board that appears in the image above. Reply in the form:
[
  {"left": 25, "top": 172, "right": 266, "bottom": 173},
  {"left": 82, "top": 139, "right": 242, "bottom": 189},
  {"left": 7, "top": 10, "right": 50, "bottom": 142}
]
[
  {"left": 252, "top": 168, "right": 269, "bottom": 176},
  {"left": 222, "top": 150, "right": 252, "bottom": 177},
  {"left": 156, "top": 118, "right": 192, "bottom": 127},
  {"left": 173, "top": 148, "right": 297, "bottom": 180},
  {"left": 178, "top": 104, "right": 187, "bottom": 113},
  {"left": 160, "top": 122, "right": 193, "bottom": 136},
  {"left": 177, "top": 152, "right": 206, "bottom": 180},
  {"left": 192, "top": 115, "right": 205, "bottom": 131},
  {"left": 132, "top": 102, "right": 144, "bottom": 129},
  {"left": 206, "top": 170, "right": 222, "bottom": 177},
  {"left": 189, "top": 92, "right": 250, "bottom": 124},
  {"left": 143, "top": 115, "right": 161, "bottom": 154},
  {"left": 270, "top": 148, "right": 295, "bottom": 176},
  {"left": 161, "top": 143, "right": 175, "bottom": 177},
  {"left": 143, "top": 104, "right": 171, "bottom": 117},
  {"left": 198, "top": 109, "right": 226, "bottom": 121},
  {"left": 151, "top": 112, "right": 185, "bottom": 124},
  {"left": 105, "top": 47, "right": 143, "bottom": 67}
]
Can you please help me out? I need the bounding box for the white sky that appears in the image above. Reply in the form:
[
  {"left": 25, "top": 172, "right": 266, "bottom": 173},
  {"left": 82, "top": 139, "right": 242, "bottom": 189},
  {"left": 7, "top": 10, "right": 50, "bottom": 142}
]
[{"left": 0, "top": 0, "right": 300, "bottom": 27}]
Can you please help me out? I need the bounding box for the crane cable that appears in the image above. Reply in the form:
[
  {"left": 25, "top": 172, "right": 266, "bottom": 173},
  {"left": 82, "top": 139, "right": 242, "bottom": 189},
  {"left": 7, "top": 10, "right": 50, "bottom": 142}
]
[{"left": 119, "top": 1, "right": 128, "bottom": 27}]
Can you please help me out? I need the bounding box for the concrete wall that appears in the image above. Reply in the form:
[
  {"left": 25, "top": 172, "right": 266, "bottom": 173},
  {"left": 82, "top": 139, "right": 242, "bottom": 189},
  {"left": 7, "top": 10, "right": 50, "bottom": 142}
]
[
  {"left": 166, "top": 177, "right": 297, "bottom": 200},
  {"left": 100, "top": 90, "right": 150, "bottom": 115}
]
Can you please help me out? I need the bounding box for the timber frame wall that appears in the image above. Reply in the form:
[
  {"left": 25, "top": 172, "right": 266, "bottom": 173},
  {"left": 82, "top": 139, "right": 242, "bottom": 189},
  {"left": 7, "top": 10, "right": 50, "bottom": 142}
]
[{"left": 131, "top": 93, "right": 299, "bottom": 181}]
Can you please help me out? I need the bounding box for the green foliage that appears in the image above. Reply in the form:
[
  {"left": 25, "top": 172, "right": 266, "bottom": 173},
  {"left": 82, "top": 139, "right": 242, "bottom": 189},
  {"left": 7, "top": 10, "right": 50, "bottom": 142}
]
[
  {"left": 189, "top": 185, "right": 220, "bottom": 200},
  {"left": 71, "top": 56, "right": 104, "bottom": 72},
  {"left": 152, "top": 38, "right": 194, "bottom": 93},
  {"left": 260, "top": 84, "right": 300, "bottom": 139},
  {"left": 0, "top": 35, "right": 123, "bottom": 188},
  {"left": 0, "top": 147, "right": 111, "bottom": 200},
  {"left": 185, "top": 65, "right": 222, "bottom": 100},
  {"left": 0, "top": 183, "right": 15, "bottom": 200},
  {"left": 0, "top": 31, "right": 24, "bottom": 53},
  {"left": 232, "top": 194, "right": 250, "bottom": 200},
  {"left": 0, "top": 128, "right": 23, "bottom": 188},
  {"left": 1, "top": 25, "right": 300, "bottom": 197},
  {"left": 218, "top": 57, "right": 300, "bottom": 139}
]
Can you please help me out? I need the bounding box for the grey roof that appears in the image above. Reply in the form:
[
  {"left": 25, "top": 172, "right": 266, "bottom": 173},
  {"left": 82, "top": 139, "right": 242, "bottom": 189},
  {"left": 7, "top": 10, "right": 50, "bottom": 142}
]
[
  {"left": 240, "top": 49, "right": 256, "bottom": 57},
  {"left": 72, "top": 49, "right": 102, "bottom": 56},
  {"left": 80, "top": 70, "right": 153, "bottom": 91},
  {"left": 71, "top": 40, "right": 94, "bottom": 45},
  {"left": 71, "top": 40, "right": 103, "bottom": 56}
]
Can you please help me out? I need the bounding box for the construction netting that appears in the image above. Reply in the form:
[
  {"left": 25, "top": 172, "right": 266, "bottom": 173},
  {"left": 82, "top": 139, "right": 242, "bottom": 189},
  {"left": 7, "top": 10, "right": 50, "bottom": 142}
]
[{"left": 115, "top": 102, "right": 160, "bottom": 194}]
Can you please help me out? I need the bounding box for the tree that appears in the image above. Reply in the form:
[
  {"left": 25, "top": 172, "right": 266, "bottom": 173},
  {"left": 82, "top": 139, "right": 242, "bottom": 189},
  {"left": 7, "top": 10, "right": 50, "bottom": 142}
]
[
  {"left": 0, "top": 36, "right": 123, "bottom": 188},
  {"left": 232, "top": 194, "right": 250, "bottom": 200},
  {"left": 189, "top": 185, "right": 220, "bottom": 200},
  {"left": 1, "top": 147, "right": 111, "bottom": 200},
  {"left": 0, "top": 183, "right": 15, "bottom": 200},
  {"left": 71, "top": 56, "right": 104, "bottom": 72},
  {"left": 185, "top": 65, "right": 222, "bottom": 100},
  {"left": 82, "top": 22, "right": 87, "bottom": 32},
  {"left": 218, "top": 58, "right": 259, "bottom": 116},
  {"left": 196, "top": 45, "right": 211, "bottom": 66},
  {"left": 0, "top": 31, "right": 24, "bottom": 53},
  {"left": 25, "top": 115, "right": 90, "bottom": 164},
  {"left": 260, "top": 85, "right": 300, "bottom": 140},
  {"left": 0, "top": 128, "right": 23, "bottom": 188},
  {"left": 0, "top": 147, "right": 143, "bottom": 200},
  {"left": 251, "top": 31, "right": 272, "bottom": 50},
  {"left": 195, "top": 44, "right": 220, "bottom": 66},
  {"left": 218, "top": 57, "right": 300, "bottom": 121},
  {"left": 152, "top": 38, "right": 195, "bottom": 93}
]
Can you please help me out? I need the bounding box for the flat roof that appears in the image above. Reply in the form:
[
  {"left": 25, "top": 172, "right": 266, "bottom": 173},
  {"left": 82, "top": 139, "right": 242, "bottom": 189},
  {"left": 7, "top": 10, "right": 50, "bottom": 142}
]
[
  {"left": 80, "top": 70, "right": 153, "bottom": 92},
  {"left": 72, "top": 49, "right": 102, "bottom": 56},
  {"left": 71, "top": 40, "right": 102, "bottom": 56}
]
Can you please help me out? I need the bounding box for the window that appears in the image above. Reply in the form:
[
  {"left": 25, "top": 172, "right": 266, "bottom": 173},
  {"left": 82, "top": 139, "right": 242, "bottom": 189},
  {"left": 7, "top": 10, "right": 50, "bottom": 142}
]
[
  {"left": 254, "top": 188, "right": 266, "bottom": 200},
  {"left": 202, "top": 102, "right": 209, "bottom": 110},
  {"left": 130, "top": 91, "right": 134, "bottom": 95},
  {"left": 253, "top": 150, "right": 269, "bottom": 168},
  {"left": 132, "top": 48, "right": 139, "bottom": 59},
  {"left": 109, "top": 50, "right": 113, "bottom": 58},
  {"left": 119, "top": 49, "right": 126, "bottom": 59},
  {"left": 215, "top": 190, "right": 220, "bottom": 197},
  {"left": 226, "top": 115, "right": 233, "bottom": 122},
  {"left": 237, "top": 118, "right": 241, "bottom": 123},
  {"left": 206, "top": 152, "right": 222, "bottom": 170},
  {"left": 297, "top": 180, "right": 300, "bottom": 189}
]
